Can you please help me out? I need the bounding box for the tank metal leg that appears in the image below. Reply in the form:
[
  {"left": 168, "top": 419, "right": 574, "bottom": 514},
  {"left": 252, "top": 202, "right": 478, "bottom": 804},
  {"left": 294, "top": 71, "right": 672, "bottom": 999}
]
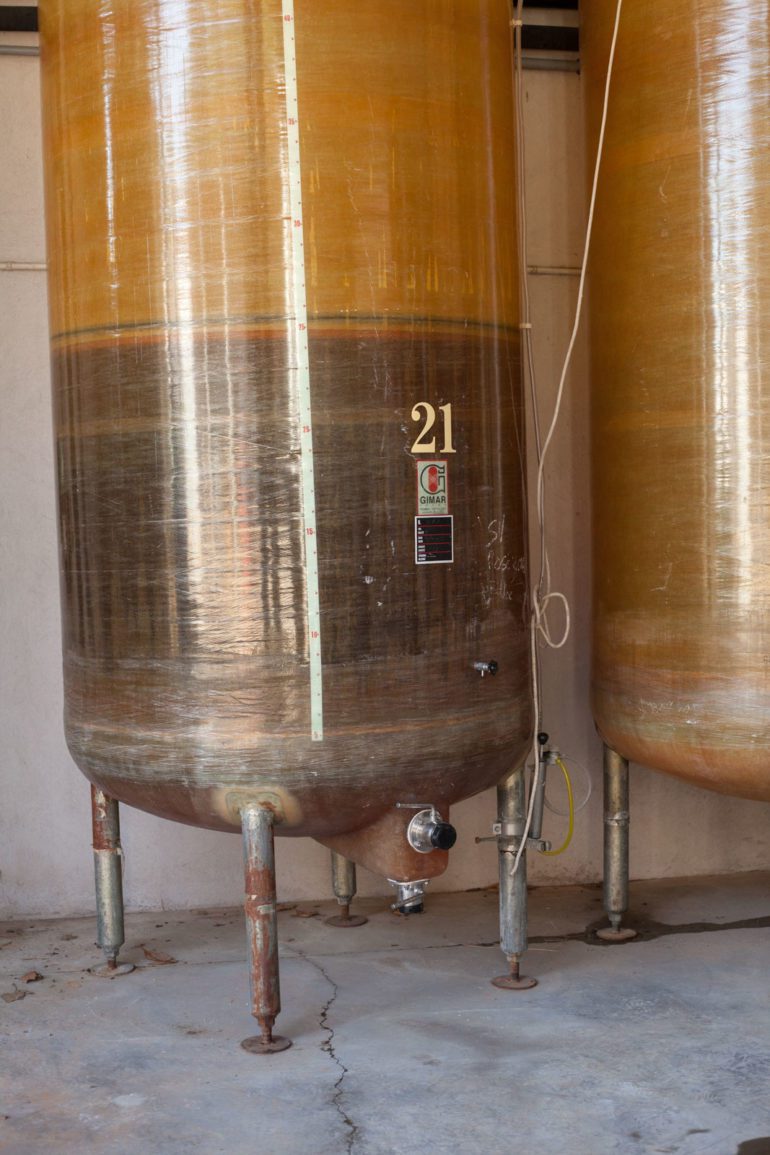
[
  {"left": 89, "top": 786, "right": 134, "bottom": 977},
  {"left": 240, "top": 807, "right": 292, "bottom": 1054},
  {"left": 325, "top": 852, "right": 368, "bottom": 928},
  {"left": 596, "top": 746, "right": 638, "bottom": 943},
  {"left": 492, "top": 765, "right": 537, "bottom": 990}
]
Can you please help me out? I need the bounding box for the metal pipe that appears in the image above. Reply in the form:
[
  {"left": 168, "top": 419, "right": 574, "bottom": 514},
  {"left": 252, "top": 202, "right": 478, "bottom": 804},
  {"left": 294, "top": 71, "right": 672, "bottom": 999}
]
[
  {"left": 331, "top": 850, "right": 355, "bottom": 903},
  {"left": 0, "top": 45, "right": 39, "bottom": 57},
  {"left": 240, "top": 806, "right": 292, "bottom": 1054},
  {"left": 492, "top": 765, "right": 537, "bottom": 990},
  {"left": 597, "top": 746, "right": 637, "bottom": 942},
  {"left": 325, "top": 851, "right": 368, "bottom": 928},
  {"left": 498, "top": 767, "right": 528, "bottom": 956},
  {"left": 529, "top": 754, "right": 549, "bottom": 842},
  {"left": 89, "top": 786, "right": 134, "bottom": 977},
  {"left": 522, "top": 55, "right": 580, "bottom": 73},
  {"left": 526, "top": 265, "right": 581, "bottom": 276}
]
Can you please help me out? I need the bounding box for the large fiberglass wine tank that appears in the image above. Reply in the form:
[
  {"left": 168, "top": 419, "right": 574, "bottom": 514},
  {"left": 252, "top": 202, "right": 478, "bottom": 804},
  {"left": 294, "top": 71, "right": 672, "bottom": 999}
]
[
  {"left": 40, "top": 0, "right": 529, "bottom": 897},
  {"left": 584, "top": 1, "right": 770, "bottom": 803}
]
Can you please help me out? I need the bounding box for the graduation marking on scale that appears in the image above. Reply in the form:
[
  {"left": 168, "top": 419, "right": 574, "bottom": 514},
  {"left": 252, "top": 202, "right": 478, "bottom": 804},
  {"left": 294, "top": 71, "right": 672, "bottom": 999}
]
[{"left": 282, "top": 1, "right": 323, "bottom": 741}]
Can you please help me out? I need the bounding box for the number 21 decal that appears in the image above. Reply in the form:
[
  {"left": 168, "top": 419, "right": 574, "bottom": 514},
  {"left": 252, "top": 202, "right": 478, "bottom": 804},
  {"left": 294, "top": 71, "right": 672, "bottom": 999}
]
[{"left": 410, "top": 402, "right": 457, "bottom": 454}]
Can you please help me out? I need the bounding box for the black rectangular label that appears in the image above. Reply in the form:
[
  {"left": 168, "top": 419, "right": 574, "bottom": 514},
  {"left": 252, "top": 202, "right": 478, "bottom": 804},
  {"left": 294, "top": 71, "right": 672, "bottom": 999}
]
[{"left": 415, "top": 516, "right": 453, "bottom": 565}]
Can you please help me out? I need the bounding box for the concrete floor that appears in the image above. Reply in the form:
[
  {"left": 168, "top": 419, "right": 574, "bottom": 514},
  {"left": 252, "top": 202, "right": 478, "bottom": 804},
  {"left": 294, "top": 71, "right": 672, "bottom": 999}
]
[{"left": 1, "top": 873, "right": 769, "bottom": 1155}]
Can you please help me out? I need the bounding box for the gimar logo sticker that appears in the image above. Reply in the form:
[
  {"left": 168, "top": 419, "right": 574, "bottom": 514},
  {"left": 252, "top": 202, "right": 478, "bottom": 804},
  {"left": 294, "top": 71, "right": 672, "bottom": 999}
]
[{"left": 417, "top": 460, "right": 449, "bottom": 516}]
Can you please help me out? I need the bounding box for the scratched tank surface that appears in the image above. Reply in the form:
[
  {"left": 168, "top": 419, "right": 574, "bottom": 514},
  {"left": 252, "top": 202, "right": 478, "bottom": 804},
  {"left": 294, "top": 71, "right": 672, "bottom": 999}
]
[{"left": 40, "top": 0, "right": 530, "bottom": 840}]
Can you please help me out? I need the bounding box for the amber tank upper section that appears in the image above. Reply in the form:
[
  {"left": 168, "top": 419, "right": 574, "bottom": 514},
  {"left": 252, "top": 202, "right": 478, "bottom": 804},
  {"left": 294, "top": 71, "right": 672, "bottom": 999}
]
[
  {"left": 40, "top": 1, "right": 531, "bottom": 834},
  {"left": 585, "top": 1, "right": 770, "bottom": 802}
]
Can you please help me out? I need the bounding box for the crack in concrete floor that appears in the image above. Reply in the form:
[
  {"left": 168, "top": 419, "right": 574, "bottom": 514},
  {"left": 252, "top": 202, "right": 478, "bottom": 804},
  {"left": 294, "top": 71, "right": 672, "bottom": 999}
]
[{"left": 290, "top": 948, "right": 359, "bottom": 1153}]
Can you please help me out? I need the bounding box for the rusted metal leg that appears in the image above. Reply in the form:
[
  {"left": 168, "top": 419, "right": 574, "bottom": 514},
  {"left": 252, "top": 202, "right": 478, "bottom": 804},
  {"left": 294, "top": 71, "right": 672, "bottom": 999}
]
[
  {"left": 240, "top": 807, "right": 292, "bottom": 1054},
  {"left": 325, "top": 852, "right": 368, "bottom": 928},
  {"left": 89, "top": 786, "right": 134, "bottom": 977},
  {"left": 492, "top": 766, "right": 537, "bottom": 990},
  {"left": 596, "top": 746, "right": 637, "bottom": 943}
]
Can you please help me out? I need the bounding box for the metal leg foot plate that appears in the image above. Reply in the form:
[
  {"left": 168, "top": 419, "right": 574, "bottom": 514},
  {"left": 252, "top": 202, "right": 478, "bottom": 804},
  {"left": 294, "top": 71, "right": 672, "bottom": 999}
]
[
  {"left": 595, "top": 925, "right": 638, "bottom": 943},
  {"left": 88, "top": 962, "right": 135, "bottom": 978},
  {"left": 491, "top": 973, "right": 538, "bottom": 991},
  {"left": 240, "top": 1035, "right": 293, "bottom": 1055},
  {"left": 324, "top": 913, "right": 368, "bottom": 928}
]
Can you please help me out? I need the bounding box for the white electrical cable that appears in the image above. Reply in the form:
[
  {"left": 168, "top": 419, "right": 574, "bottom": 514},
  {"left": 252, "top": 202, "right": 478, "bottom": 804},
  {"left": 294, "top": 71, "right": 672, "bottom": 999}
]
[{"left": 509, "top": 0, "right": 624, "bottom": 876}]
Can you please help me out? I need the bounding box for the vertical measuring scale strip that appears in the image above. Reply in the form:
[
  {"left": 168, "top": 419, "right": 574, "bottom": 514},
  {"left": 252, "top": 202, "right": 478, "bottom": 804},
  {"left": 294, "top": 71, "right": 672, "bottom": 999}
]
[{"left": 282, "top": 2, "right": 323, "bottom": 742}]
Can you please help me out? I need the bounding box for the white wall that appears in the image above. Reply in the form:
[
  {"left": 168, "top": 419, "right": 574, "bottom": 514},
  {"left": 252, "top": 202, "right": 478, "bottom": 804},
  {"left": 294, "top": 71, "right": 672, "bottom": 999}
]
[{"left": 1, "top": 46, "right": 767, "bottom": 920}]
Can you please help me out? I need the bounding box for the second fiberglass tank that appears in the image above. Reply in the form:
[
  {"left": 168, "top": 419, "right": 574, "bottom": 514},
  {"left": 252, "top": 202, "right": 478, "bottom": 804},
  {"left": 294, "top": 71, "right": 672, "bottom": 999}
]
[
  {"left": 585, "top": 0, "right": 770, "bottom": 802},
  {"left": 41, "top": 1, "right": 531, "bottom": 841}
]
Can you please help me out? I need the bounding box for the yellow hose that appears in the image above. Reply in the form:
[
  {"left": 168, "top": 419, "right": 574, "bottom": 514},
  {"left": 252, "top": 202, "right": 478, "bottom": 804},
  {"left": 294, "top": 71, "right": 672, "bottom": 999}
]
[{"left": 542, "top": 756, "right": 574, "bottom": 856}]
